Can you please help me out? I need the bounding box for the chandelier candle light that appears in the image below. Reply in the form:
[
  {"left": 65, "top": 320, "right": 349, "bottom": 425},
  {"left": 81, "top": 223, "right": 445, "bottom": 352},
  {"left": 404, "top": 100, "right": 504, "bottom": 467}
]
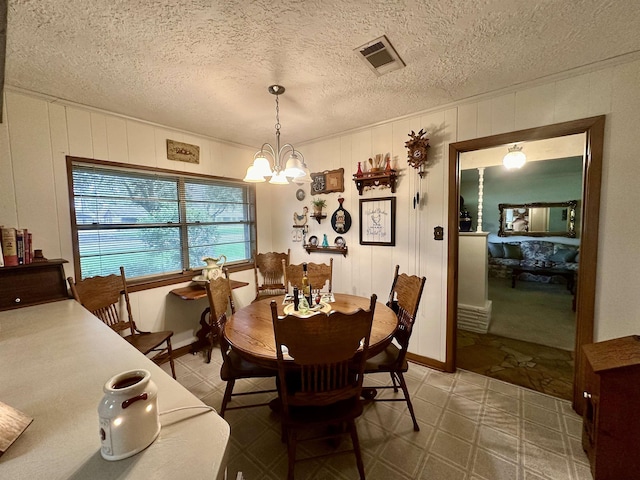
[{"left": 243, "top": 85, "right": 311, "bottom": 185}]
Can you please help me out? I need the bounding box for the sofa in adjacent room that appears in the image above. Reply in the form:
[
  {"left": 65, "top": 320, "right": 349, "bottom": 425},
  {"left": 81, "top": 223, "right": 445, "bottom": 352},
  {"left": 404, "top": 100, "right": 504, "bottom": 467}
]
[{"left": 488, "top": 240, "right": 579, "bottom": 284}]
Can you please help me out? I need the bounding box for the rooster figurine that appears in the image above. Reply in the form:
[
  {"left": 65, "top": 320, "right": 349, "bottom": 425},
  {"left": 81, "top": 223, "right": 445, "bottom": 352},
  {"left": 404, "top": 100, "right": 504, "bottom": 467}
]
[{"left": 293, "top": 206, "right": 308, "bottom": 226}]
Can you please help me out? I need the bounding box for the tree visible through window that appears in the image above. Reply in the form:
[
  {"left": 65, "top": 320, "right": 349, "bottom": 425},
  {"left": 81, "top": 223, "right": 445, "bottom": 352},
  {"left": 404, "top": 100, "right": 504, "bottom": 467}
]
[{"left": 67, "top": 157, "right": 256, "bottom": 280}]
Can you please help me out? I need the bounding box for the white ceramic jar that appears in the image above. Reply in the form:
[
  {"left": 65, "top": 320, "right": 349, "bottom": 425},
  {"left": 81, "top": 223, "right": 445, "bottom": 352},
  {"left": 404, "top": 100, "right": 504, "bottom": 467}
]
[{"left": 98, "top": 369, "right": 160, "bottom": 461}]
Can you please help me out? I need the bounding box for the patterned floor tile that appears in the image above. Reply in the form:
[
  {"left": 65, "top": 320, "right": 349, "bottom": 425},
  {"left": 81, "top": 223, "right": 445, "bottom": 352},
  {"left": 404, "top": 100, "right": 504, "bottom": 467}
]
[{"left": 172, "top": 350, "right": 591, "bottom": 479}]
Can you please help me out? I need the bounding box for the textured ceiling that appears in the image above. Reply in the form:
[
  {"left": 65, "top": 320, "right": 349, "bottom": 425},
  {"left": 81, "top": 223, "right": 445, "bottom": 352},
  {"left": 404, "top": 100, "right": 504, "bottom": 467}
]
[{"left": 5, "top": 1, "right": 640, "bottom": 148}]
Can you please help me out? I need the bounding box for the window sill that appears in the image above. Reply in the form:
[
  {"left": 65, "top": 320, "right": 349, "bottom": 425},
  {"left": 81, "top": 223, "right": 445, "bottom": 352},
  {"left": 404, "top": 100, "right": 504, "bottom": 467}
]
[{"left": 126, "top": 262, "right": 253, "bottom": 293}]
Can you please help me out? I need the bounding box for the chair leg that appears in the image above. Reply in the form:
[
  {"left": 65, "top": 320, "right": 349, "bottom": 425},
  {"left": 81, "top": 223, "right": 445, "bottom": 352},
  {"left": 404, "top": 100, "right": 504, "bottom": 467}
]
[
  {"left": 397, "top": 372, "right": 419, "bottom": 431},
  {"left": 220, "top": 379, "right": 235, "bottom": 418},
  {"left": 390, "top": 371, "right": 400, "bottom": 392},
  {"left": 167, "top": 338, "right": 177, "bottom": 379},
  {"left": 286, "top": 428, "right": 297, "bottom": 480},
  {"left": 348, "top": 420, "right": 365, "bottom": 480}
]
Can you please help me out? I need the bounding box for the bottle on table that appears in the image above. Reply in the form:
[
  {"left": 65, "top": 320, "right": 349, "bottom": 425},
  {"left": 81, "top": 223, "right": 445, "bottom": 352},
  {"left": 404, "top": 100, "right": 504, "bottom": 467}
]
[
  {"left": 302, "top": 263, "right": 310, "bottom": 297},
  {"left": 293, "top": 286, "right": 299, "bottom": 311}
]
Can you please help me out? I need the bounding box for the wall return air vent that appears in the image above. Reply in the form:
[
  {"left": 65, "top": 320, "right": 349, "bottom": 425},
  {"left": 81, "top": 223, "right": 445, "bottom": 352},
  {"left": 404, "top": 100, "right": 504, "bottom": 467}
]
[{"left": 354, "top": 35, "right": 405, "bottom": 76}]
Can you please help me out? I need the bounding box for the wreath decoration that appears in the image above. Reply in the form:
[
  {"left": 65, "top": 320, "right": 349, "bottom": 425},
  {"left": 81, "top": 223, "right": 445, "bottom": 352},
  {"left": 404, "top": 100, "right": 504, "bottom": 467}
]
[{"left": 405, "top": 129, "right": 430, "bottom": 174}]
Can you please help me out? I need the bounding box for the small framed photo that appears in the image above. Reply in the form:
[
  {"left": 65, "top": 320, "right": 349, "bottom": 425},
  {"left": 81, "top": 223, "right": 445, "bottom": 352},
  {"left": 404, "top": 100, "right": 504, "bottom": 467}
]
[
  {"left": 310, "top": 168, "right": 344, "bottom": 194},
  {"left": 359, "top": 197, "right": 396, "bottom": 246},
  {"left": 166, "top": 139, "right": 200, "bottom": 164},
  {"left": 324, "top": 168, "right": 344, "bottom": 193}
]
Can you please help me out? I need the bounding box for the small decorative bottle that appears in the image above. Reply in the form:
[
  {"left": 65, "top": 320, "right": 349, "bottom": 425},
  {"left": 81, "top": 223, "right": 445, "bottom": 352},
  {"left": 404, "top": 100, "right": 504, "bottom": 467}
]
[
  {"left": 302, "top": 263, "right": 309, "bottom": 297},
  {"left": 356, "top": 161, "right": 363, "bottom": 177},
  {"left": 322, "top": 234, "right": 329, "bottom": 248},
  {"left": 384, "top": 155, "right": 392, "bottom": 173}
]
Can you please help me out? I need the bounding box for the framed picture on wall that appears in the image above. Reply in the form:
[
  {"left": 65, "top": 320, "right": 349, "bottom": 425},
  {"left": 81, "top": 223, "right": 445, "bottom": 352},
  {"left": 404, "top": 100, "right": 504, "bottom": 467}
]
[
  {"left": 359, "top": 197, "right": 396, "bottom": 246},
  {"left": 310, "top": 168, "right": 344, "bottom": 194}
]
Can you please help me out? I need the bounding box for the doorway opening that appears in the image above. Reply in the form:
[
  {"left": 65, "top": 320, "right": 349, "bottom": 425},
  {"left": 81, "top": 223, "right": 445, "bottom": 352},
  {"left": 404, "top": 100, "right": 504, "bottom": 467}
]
[
  {"left": 445, "top": 116, "right": 605, "bottom": 414},
  {"left": 456, "top": 139, "right": 583, "bottom": 400}
]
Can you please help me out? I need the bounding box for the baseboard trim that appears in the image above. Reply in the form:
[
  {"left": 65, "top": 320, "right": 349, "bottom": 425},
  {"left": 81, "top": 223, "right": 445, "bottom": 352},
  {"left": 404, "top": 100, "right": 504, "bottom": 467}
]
[{"left": 407, "top": 352, "right": 448, "bottom": 372}]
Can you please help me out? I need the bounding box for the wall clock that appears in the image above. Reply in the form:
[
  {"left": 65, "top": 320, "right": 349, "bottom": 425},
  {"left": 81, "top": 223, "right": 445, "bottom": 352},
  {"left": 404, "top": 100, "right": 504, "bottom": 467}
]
[
  {"left": 295, "top": 188, "right": 306, "bottom": 201},
  {"left": 405, "top": 129, "right": 430, "bottom": 173}
]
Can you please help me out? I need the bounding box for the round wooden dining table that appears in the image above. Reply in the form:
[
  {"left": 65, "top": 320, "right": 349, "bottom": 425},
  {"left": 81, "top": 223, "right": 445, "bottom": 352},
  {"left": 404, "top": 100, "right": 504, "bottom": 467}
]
[{"left": 223, "top": 293, "right": 398, "bottom": 368}]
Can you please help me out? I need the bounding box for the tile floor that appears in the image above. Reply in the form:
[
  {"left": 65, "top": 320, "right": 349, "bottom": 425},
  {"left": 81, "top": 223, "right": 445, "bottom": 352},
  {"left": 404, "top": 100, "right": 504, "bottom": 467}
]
[
  {"left": 456, "top": 330, "right": 575, "bottom": 401},
  {"left": 161, "top": 351, "right": 592, "bottom": 480}
]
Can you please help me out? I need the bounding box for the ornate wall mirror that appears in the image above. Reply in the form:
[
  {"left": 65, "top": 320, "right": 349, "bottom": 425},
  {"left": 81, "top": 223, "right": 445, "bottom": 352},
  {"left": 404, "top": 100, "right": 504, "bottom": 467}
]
[{"left": 498, "top": 200, "right": 578, "bottom": 237}]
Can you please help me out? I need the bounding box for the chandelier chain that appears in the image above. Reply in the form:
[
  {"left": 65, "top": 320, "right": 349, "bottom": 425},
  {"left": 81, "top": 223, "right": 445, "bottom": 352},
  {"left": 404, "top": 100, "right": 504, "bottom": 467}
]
[
  {"left": 275, "top": 95, "right": 281, "bottom": 132},
  {"left": 243, "top": 84, "right": 309, "bottom": 184}
]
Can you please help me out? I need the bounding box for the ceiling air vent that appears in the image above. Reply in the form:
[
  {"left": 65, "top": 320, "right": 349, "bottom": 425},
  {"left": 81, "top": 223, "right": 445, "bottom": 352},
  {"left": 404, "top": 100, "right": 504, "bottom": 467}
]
[{"left": 354, "top": 35, "right": 405, "bottom": 76}]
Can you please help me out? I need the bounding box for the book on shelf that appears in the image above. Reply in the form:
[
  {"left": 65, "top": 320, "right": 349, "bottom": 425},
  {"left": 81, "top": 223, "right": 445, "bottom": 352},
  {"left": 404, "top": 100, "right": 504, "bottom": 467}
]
[
  {"left": 16, "top": 229, "right": 25, "bottom": 265},
  {"left": 18, "top": 229, "right": 32, "bottom": 264},
  {"left": 26, "top": 232, "right": 33, "bottom": 264},
  {"left": 1, "top": 227, "right": 18, "bottom": 267}
]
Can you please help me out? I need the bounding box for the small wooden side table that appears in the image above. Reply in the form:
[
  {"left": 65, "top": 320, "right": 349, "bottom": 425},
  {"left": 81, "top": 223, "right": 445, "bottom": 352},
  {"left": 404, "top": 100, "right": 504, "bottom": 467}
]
[{"left": 170, "top": 280, "right": 249, "bottom": 356}]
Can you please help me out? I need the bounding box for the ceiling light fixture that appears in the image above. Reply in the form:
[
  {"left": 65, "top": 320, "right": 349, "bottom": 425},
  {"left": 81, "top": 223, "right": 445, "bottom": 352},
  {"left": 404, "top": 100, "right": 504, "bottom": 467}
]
[
  {"left": 503, "top": 144, "right": 526, "bottom": 169},
  {"left": 243, "top": 85, "right": 311, "bottom": 185}
]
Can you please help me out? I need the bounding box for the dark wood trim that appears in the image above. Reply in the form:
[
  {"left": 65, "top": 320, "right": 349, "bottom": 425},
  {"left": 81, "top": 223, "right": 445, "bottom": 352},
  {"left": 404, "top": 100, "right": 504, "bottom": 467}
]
[
  {"left": 573, "top": 115, "right": 605, "bottom": 414},
  {"left": 446, "top": 141, "right": 462, "bottom": 373},
  {"left": 65, "top": 155, "right": 256, "bottom": 286},
  {"left": 65, "top": 155, "right": 248, "bottom": 184},
  {"left": 406, "top": 352, "right": 447, "bottom": 372},
  {"left": 447, "top": 115, "right": 605, "bottom": 415},
  {"left": 155, "top": 344, "right": 194, "bottom": 364}
]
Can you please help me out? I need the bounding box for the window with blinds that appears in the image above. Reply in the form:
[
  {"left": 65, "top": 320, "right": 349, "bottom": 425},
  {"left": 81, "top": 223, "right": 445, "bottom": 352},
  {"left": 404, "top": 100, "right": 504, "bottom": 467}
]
[{"left": 67, "top": 158, "right": 256, "bottom": 280}]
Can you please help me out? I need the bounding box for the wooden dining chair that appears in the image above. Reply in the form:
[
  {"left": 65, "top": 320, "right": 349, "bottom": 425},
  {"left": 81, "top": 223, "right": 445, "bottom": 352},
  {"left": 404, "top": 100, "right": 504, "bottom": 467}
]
[
  {"left": 252, "top": 249, "right": 290, "bottom": 302},
  {"left": 270, "top": 294, "right": 376, "bottom": 480},
  {"left": 205, "top": 274, "right": 278, "bottom": 418},
  {"left": 362, "top": 265, "right": 426, "bottom": 431},
  {"left": 282, "top": 258, "right": 333, "bottom": 293},
  {"left": 67, "top": 266, "right": 177, "bottom": 379}
]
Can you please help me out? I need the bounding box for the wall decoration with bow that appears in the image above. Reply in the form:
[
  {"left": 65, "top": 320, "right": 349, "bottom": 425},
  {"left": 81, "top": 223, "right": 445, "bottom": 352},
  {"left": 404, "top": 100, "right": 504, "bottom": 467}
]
[{"left": 405, "top": 129, "right": 431, "bottom": 209}]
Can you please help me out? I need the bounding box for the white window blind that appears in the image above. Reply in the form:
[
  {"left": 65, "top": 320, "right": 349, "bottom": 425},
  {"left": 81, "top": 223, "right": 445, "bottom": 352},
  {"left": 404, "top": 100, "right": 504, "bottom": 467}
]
[{"left": 69, "top": 160, "right": 255, "bottom": 280}]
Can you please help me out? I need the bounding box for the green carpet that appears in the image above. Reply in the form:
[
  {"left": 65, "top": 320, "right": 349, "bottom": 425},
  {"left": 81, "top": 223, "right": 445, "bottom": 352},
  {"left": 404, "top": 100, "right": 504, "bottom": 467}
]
[{"left": 487, "top": 277, "right": 576, "bottom": 351}]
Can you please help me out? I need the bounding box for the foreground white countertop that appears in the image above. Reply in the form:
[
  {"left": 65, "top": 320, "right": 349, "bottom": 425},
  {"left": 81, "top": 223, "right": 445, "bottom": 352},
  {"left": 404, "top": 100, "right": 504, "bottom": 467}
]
[{"left": 0, "top": 300, "right": 230, "bottom": 479}]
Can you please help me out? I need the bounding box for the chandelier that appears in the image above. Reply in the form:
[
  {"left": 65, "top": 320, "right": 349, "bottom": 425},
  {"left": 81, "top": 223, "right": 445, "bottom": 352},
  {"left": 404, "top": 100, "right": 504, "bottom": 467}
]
[
  {"left": 503, "top": 144, "right": 526, "bottom": 169},
  {"left": 243, "top": 85, "right": 311, "bottom": 185}
]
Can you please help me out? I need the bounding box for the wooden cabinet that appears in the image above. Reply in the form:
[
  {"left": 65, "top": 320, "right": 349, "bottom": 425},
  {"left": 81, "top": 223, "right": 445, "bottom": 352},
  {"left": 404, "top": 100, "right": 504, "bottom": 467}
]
[
  {"left": 0, "top": 259, "right": 70, "bottom": 310},
  {"left": 582, "top": 335, "right": 640, "bottom": 479}
]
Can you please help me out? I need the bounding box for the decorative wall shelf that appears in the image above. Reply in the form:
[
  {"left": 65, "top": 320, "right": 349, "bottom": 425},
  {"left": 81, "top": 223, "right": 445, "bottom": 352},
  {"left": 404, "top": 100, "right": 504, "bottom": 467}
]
[
  {"left": 352, "top": 170, "right": 398, "bottom": 196},
  {"left": 303, "top": 245, "right": 348, "bottom": 257},
  {"left": 309, "top": 214, "right": 326, "bottom": 224}
]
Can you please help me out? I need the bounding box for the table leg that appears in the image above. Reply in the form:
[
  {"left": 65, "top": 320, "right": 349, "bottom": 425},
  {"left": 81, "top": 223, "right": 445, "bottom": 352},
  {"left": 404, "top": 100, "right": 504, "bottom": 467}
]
[
  {"left": 190, "top": 307, "right": 214, "bottom": 358},
  {"left": 567, "top": 273, "right": 575, "bottom": 294}
]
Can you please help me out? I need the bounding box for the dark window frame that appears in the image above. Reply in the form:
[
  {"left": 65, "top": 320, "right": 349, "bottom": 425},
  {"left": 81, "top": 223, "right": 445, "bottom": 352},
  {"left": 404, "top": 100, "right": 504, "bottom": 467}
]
[{"left": 66, "top": 156, "right": 256, "bottom": 291}]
